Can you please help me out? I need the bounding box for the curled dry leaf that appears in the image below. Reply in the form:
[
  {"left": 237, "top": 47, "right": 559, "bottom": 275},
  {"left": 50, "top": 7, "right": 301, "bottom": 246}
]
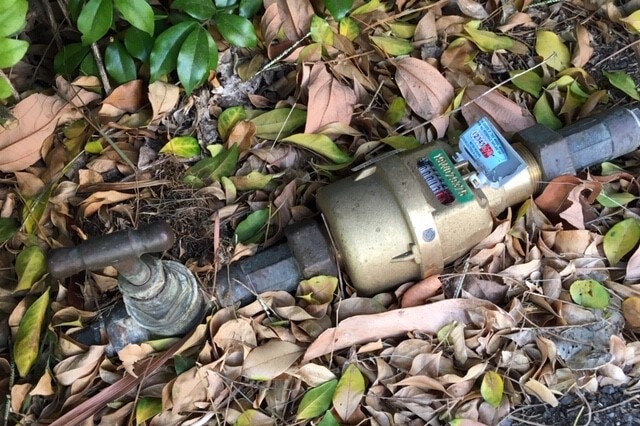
[
  {"left": 102, "top": 80, "right": 146, "bottom": 113},
  {"left": 523, "top": 378, "right": 559, "bottom": 407},
  {"left": 0, "top": 77, "right": 100, "bottom": 172},
  {"left": 79, "top": 191, "right": 136, "bottom": 217},
  {"left": 304, "top": 299, "right": 502, "bottom": 361},
  {"left": 53, "top": 345, "right": 105, "bottom": 386},
  {"left": 276, "top": 0, "right": 314, "bottom": 41},
  {"left": 305, "top": 63, "right": 357, "bottom": 134},
  {"left": 148, "top": 81, "right": 180, "bottom": 122},
  {"left": 400, "top": 275, "right": 442, "bottom": 308},
  {"left": 457, "top": 0, "right": 489, "bottom": 19},
  {"left": 395, "top": 57, "right": 454, "bottom": 123},
  {"left": 461, "top": 85, "right": 535, "bottom": 136},
  {"left": 571, "top": 24, "right": 594, "bottom": 68}
]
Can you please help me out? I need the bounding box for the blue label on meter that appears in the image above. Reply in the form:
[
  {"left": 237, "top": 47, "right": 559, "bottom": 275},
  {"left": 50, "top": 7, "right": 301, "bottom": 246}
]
[{"left": 459, "top": 118, "right": 522, "bottom": 184}]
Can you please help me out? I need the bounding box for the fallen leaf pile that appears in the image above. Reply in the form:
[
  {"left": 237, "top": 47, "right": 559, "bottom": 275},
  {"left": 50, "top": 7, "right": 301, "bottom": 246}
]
[{"left": 1, "top": 0, "right": 640, "bottom": 424}]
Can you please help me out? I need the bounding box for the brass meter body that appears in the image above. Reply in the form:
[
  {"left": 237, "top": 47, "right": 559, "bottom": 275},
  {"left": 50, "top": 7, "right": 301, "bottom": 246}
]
[{"left": 317, "top": 140, "right": 539, "bottom": 295}]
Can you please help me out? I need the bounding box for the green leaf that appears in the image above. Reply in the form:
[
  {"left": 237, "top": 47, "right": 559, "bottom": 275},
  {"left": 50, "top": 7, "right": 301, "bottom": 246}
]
[
  {"left": 481, "top": 371, "right": 504, "bottom": 407},
  {"left": 136, "top": 397, "right": 162, "bottom": 424},
  {"left": 535, "top": 30, "right": 570, "bottom": 71},
  {"left": 381, "top": 135, "right": 420, "bottom": 150},
  {"left": 509, "top": 70, "right": 542, "bottom": 98},
  {"left": 533, "top": 94, "right": 562, "bottom": 130},
  {"left": 282, "top": 133, "right": 351, "bottom": 164},
  {"left": 603, "top": 70, "right": 640, "bottom": 101},
  {"left": 339, "top": 17, "right": 360, "bottom": 41},
  {"left": 318, "top": 411, "right": 340, "bottom": 426},
  {"left": 159, "top": 136, "right": 201, "bottom": 157},
  {"left": 332, "top": 364, "right": 365, "bottom": 422},
  {"left": 604, "top": 217, "right": 640, "bottom": 265},
  {"left": 67, "top": 0, "right": 84, "bottom": 22},
  {"left": 171, "top": 0, "right": 216, "bottom": 20},
  {"left": 383, "top": 96, "right": 407, "bottom": 124},
  {"left": 85, "top": 140, "right": 103, "bottom": 154},
  {"left": 13, "top": 289, "right": 49, "bottom": 377},
  {"left": 570, "top": 279, "right": 610, "bottom": 309},
  {"left": 150, "top": 21, "right": 197, "bottom": 81},
  {"left": 105, "top": 41, "right": 137, "bottom": 85},
  {"left": 23, "top": 188, "right": 52, "bottom": 235},
  {"left": 236, "top": 409, "right": 274, "bottom": 426},
  {"left": 0, "top": 0, "right": 27, "bottom": 37},
  {"left": 0, "top": 37, "right": 28, "bottom": 68},
  {"left": 325, "top": 0, "right": 353, "bottom": 21},
  {"left": 250, "top": 108, "right": 307, "bottom": 140},
  {"left": 296, "top": 379, "right": 338, "bottom": 420},
  {"left": 185, "top": 144, "right": 238, "bottom": 184},
  {"left": 601, "top": 162, "right": 626, "bottom": 176},
  {"left": 79, "top": 53, "right": 100, "bottom": 76},
  {"left": 15, "top": 246, "right": 47, "bottom": 292},
  {"left": 229, "top": 171, "right": 272, "bottom": 190},
  {"left": 0, "top": 217, "right": 19, "bottom": 242},
  {"left": 370, "top": 35, "right": 413, "bottom": 56},
  {"left": 388, "top": 21, "right": 416, "bottom": 39},
  {"left": 311, "top": 16, "right": 334, "bottom": 45},
  {"left": 234, "top": 208, "right": 269, "bottom": 244},
  {"left": 178, "top": 26, "right": 211, "bottom": 95},
  {"left": 215, "top": 13, "right": 258, "bottom": 47},
  {"left": 352, "top": 0, "right": 385, "bottom": 15},
  {"left": 597, "top": 190, "right": 637, "bottom": 208},
  {"left": 464, "top": 22, "right": 513, "bottom": 52},
  {"left": 0, "top": 75, "right": 12, "bottom": 99},
  {"left": 218, "top": 106, "right": 247, "bottom": 141},
  {"left": 239, "top": 0, "right": 262, "bottom": 18},
  {"left": 114, "top": 0, "right": 154, "bottom": 36},
  {"left": 78, "top": 0, "right": 113, "bottom": 46},
  {"left": 54, "top": 43, "right": 91, "bottom": 76},
  {"left": 124, "top": 27, "right": 153, "bottom": 62}
]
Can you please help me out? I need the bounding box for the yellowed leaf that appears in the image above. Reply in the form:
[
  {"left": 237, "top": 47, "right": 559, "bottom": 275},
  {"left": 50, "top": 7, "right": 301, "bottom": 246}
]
[
  {"left": 395, "top": 57, "right": 454, "bottom": 123},
  {"left": 148, "top": 81, "right": 180, "bottom": 122},
  {"left": 461, "top": 85, "right": 536, "bottom": 137},
  {"left": 304, "top": 299, "right": 501, "bottom": 361},
  {"left": 623, "top": 296, "right": 640, "bottom": 328},
  {"left": 305, "top": 63, "right": 356, "bottom": 134},
  {"left": 0, "top": 77, "right": 100, "bottom": 172}
]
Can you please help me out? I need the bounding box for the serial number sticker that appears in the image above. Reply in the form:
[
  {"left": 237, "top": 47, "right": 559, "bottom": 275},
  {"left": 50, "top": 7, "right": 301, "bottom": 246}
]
[{"left": 425, "top": 149, "right": 474, "bottom": 203}]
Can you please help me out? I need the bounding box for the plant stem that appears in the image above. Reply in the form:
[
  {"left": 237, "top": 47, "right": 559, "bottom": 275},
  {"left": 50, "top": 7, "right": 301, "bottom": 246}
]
[{"left": 91, "top": 42, "right": 112, "bottom": 95}]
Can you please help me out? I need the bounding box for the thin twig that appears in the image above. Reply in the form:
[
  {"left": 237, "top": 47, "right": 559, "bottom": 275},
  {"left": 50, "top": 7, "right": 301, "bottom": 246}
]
[
  {"left": 91, "top": 42, "right": 112, "bottom": 95},
  {"left": 591, "top": 39, "right": 640, "bottom": 69}
]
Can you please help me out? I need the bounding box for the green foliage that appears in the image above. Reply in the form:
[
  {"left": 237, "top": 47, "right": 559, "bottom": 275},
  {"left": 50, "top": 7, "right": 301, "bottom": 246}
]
[
  {"left": 57, "top": 0, "right": 262, "bottom": 93},
  {"left": 296, "top": 379, "right": 338, "bottom": 420},
  {"left": 14, "top": 289, "right": 50, "bottom": 377}
]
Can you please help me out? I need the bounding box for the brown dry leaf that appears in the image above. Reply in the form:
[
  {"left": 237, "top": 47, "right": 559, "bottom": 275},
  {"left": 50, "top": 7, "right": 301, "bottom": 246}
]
[
  {"left": 304, "top": 299, "right": 501, "bottom": 361},
  {"left": 623, "top": 296, "right": 640, "bottom": 328},
  {"left": 572, "top": 25, "right": 594, "bottom": 68},
  {"left": 276, "top": 0, "right": 314, "bottom": 40},
  {"left": 401, "top": 275, "right": 442, "bottom": 307},
  {"left": 79, "top": 190, "right": 136, "bottom": 217},
  {"left": 53, "top": 345, "right": 105, "bottom": 386},
  {"left": 102, "top": 80, "right": 146, "bottom": 113},
  {"left": 497, "top": 12, "right": 534, "bottom": 32},
  {"left": 242, "top": 340, "right": 304, "bottom": 381},
  {"left": 395, "top": 57, "right": 454, "bottom": 122},
  {"left": 0, "top": 77, "right": 100, "bottom": 172},
  {"left": 226, "top": 120, "right": 256, "bottom": 152},
  {"left": 457, "top": 0, "right": 489, "bottom": 19},
  {"left": 30, "top": 368, "right": 55, "bottom": 396},
  {"left": 535, "top": 176, "right": 601, "bottom": 228},
  {"left": 414, "top": 11, "right": 437, "bottom": 45},
  {"left": 461, "top": 85, "right": 536, "bottom": 137},
  {"left": 148, "top": 81, "right": 180, "bottom": 122},
  {"left": 523, "top": 379, "right": 559, "bottom": 407},
  {"left": 305, "top": 63, "right": 357, "bottom": 134}
]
